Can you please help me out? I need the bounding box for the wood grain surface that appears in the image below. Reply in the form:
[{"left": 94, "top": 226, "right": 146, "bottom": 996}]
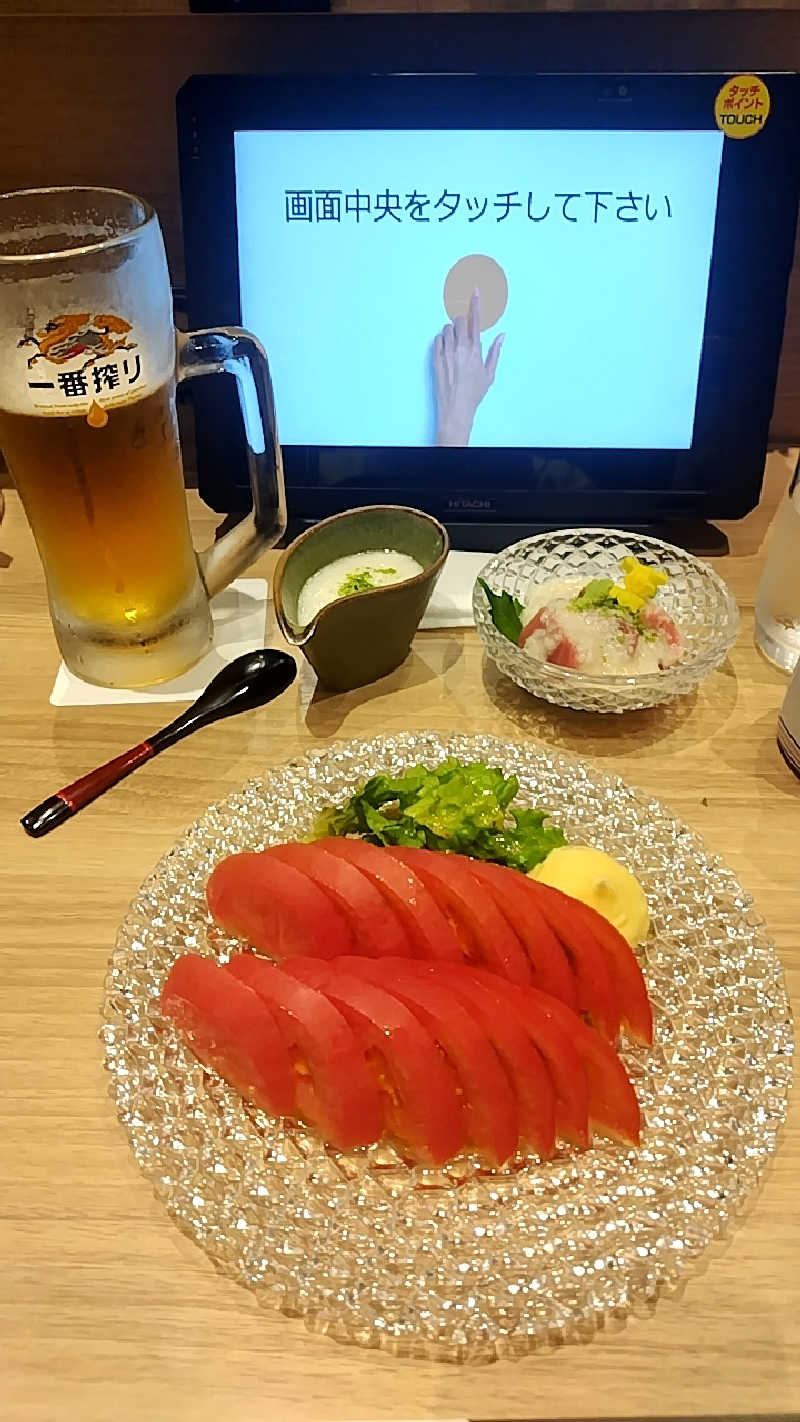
[{"left": 1, "top": 456, "right": 799, "bottom": 1421}]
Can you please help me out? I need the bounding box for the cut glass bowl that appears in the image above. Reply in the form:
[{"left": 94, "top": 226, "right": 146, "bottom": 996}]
[{"left": 473, "top": 528, "right": 739, "bottom": 713}]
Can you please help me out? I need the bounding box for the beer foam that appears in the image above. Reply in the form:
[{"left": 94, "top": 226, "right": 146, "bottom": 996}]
[{"left": 0, "top": 217, "right": 174, "bottom": 415}]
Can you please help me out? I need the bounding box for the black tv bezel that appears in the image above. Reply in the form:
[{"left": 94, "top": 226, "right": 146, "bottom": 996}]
[{"left": 178, "top": 71, "right": 800, "bottom": 526}]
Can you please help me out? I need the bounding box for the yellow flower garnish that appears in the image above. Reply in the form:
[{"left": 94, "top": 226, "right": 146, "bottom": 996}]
[
  {"left": 610, "top": 557, "right": 668, "bottom": 614},
  {"left": 610, "top": 584, "right": 646, "bottom": 613}
]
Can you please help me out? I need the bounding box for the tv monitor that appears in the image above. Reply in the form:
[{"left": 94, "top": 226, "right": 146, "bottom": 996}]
[{"left": 178, "top": 72, "right": 800, "bottom": 542}]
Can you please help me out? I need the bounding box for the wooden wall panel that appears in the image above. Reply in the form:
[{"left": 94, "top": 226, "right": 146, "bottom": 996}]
[
  {"left": 0, "top": 10, "right": 798, "bottom": 440},
  {"left": 4, "top": 1, "right": 800, "bottom": 13}
]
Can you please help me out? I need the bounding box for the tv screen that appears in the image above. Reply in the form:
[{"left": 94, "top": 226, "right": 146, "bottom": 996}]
[
  {"left": 234, "top": 126, "right": 724, "bottom": 451},
  {"left": 179, "top": 73, "right": 800, "bottom": 534}
]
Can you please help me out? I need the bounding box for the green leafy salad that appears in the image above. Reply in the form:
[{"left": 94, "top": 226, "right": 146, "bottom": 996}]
[{"left": 310, "top": 759, "right": 566, "bottom": 872}]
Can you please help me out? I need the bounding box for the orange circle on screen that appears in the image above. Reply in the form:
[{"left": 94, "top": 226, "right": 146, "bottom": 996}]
[{"left": 443, "top": 255, "right": 508, "bottom": 331}]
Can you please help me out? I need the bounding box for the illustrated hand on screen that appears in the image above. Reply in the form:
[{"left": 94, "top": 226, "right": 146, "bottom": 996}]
[{"left": 434, "top": 289, "right": 505, "bottom": 448}]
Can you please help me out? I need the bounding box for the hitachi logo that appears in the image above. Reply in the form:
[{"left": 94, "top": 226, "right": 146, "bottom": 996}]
[{"left": 447, "top": 497, "right": 494, "bottom": 511}]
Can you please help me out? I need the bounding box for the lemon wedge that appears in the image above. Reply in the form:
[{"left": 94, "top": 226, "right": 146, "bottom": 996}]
[{"left": 529, "top": 845, "right": 650, "bottom": 945}]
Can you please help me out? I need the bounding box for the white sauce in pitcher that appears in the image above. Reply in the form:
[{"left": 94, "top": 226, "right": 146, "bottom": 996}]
[{"left": 297, "top": 550, "right": 424, "bottom": 627}]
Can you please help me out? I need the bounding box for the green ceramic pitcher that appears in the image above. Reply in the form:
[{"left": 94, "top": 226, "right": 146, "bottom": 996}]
[{"left": 273, "top": 505, "right": 449, "bottom": 692}]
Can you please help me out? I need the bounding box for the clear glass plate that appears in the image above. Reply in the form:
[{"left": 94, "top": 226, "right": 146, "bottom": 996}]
[
  {"left": 102, "top": 733, "right": 791, "bottom": 1362},
  {"left": 473, "top": 529, "right": 740, "bottom": 713}
]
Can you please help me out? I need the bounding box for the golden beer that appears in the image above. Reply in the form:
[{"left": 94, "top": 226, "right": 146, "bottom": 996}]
[
  {"left": 0, "top": 381, "right": 199, "bottom": 630},
  {"left": 0, "top": 186, "right": 284, "bottom": 687}
]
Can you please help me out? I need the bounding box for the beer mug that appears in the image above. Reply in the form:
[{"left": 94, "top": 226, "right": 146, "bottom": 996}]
[{"left": 0, "top": 186, "right": 286, "bottom": 688}]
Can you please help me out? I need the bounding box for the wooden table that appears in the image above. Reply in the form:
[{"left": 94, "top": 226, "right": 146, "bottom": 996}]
[{"left": 2, "top": 462, "right": 799, "bottom": 1422}]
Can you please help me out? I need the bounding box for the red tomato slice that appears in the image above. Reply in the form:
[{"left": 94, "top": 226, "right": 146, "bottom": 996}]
[
  {"left": 316, "top": 838, "right": 463, "bottom": 962},
  {"left": 265, "top": 842, "right": 412, "bottom": 959},
  {"left": 227, "top": 955, "right": 383, "bottom": 1150},
  {"left": 286, "top": 958, "right": 466, "bottom": 1165},
  {"left": 522, "top": 879, "right": 620, "bottom": 1042},
  {"left": 456, "top": 858, "right": 578, "bottom": 1008},
  {"left": 206, "top": 851, "right": 354, "bottom": 960},
  {"left": 509, "top": 982, "right": 641, "bottom": 1146},
  {"left": 387, "top": 846, "right": 533, "bottom": 984},
  {"left": 338, "top": 956, "right": 519, "bottom": 1165},
  {"left": 397, "top": 961, "right": 556, "bottom": 1160},
  {"left": 160, "top": 954, "right": 295, "bottom": 1116},
  {"left": 566, "top": 896, "right": 653, "bottom": 1046},
  {"left": 468, "top": 967, "right": 589, "bottom": 1149}
]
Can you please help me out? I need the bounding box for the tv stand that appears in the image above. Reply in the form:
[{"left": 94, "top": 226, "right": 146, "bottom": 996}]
[
  {"left": 268, "top": 515, "right": 730, "bottom": 557},
  {"left": 430, "top": 519, "right": 728, "bottom": 558}
]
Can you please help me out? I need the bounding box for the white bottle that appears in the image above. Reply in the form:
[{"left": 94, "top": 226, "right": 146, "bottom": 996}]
[
  {"left": 777, "top": 659, "right": 800, "bottom": 777},
  {"left": 755, "top": 456, "right": 800, "bottom": 671}
]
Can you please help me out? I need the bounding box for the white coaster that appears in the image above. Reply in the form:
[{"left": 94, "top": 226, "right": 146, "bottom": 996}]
[
  {"left": 419, "top": 548, "right": 494, "bottom": 629},
  {"left": 48, "top": 549, "right": 490, "bottom": 706},
  {"left": 50, "top": 578, "right": 269, "bottom": 707}
]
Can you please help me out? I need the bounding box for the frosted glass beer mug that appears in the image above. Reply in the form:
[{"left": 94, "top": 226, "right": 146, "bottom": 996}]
[{"left": 0, "top": 186, "right": 286, "bottom": 687}]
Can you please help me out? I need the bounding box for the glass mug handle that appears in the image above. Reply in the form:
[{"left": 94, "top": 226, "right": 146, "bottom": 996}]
[{"left": 176, "top": 327, "right": 287, "bottom": 597}]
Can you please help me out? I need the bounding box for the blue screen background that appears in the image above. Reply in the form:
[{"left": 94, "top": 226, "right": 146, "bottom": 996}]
[{"left": 235, "top": 127, "right": 723, "bottom": 449}]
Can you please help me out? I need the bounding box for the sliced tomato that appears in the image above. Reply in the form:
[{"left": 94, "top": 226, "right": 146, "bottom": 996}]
[
  {"left": 206, "top": 850, "right": 354, "bottom": 960},
  {"left": 265, "top": 842, "right": 412, "bottom": 959},
  {"left": 456, "top": 857, "right": 578, "bottom": 1008},
  {"left": 160, "top": 953, "right": 295, "bottom": 1116},
  {"left": 317, "top": 838, "right": 463, "bottom": 963},
  {"left": 566, "top": 896, "right": 653, "bottom": 1046},
  {"left": 468, "top": 967, "right": 589, "bottom": 1149},
  {"left": 227, "top": 955, "right": 383, "bottom": 1150},
  {"left": 286, "top": 957, "right": 466, "bottom": 1165},
  {"left": 510, "top": 982, "right": 641, "bottom": 1146},
  {"left": 387, "top": 846, "right": 533, "bottom": 984},
  {"left": 522, "top": 878, "right": 621, "bottom": 1042},
  {"left": 338, "top": 956, "right": 519, "bottom": 1165},
  {"left": 396, "top": 961, "right": 555, "bottom": 1160}
]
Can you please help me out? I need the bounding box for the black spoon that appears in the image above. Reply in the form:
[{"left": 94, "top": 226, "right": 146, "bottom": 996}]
[{"left": 20, "top": 648, "right": 297, "bottom": 839}]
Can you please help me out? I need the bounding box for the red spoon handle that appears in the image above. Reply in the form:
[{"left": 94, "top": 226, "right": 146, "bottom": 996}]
[
  {"left": 57, "top": 740, "right": 155, "bottom": 809},
  {"left": 20, "top": 740, "right": 155, "bottom": 837}
]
